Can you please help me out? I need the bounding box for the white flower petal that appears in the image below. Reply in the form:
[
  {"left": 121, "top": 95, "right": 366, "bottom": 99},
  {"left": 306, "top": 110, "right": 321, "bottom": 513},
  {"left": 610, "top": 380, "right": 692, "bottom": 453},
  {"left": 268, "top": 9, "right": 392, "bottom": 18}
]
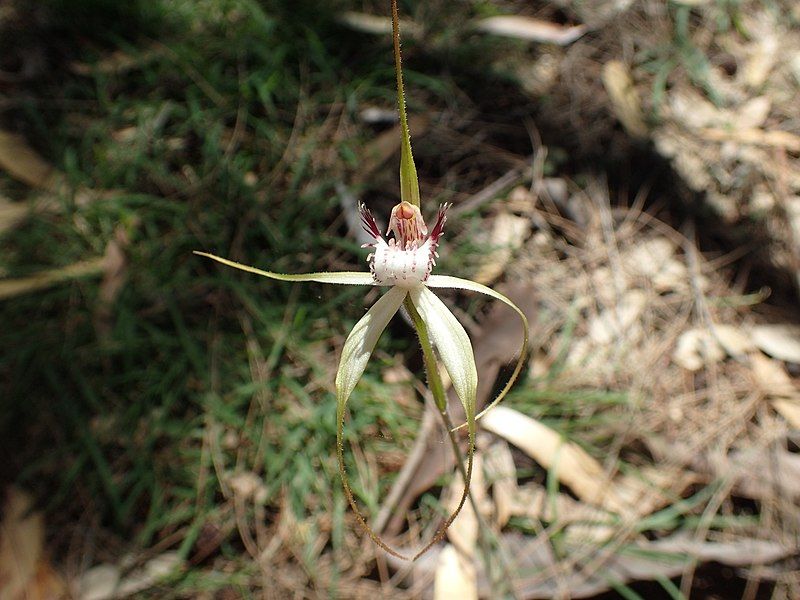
[
  {"left": 335, "top": 286, "right": 407, "bottom": 417},
  {"left": 409, "top": 286, "right": 477, "bottom": 427},
  {"left": 427, "top": 275, "right": 529, "bottom": 424},
  {"left": 194, "top": 252, "right": 375, "bottom": 285}
]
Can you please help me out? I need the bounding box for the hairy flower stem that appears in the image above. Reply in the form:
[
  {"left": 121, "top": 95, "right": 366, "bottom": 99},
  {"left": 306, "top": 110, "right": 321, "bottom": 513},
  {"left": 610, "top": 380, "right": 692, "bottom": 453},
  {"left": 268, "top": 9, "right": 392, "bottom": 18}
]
[{"left": 404, "top": 296, "right": 519, "bottom": 596}]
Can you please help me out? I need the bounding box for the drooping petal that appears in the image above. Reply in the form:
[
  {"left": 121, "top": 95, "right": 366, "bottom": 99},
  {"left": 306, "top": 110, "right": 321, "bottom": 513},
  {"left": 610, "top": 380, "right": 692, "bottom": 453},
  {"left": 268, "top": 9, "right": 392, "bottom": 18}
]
[
  {"left": 194, "top": 252, "right": 375, "bottom": 285},
  {"left": 401, "top": 294, "right": 475, "bottom": 562},
  {"left": 427, "top": 275, "right": 530, "bottom": 426},
  {"left": 335, "top": 285, "right": 409, "bottom": 560},
  {"left": 335, "top": 286, "right": 407, "bottom": 411},
  {"left": 408, "top": 286, "right": 477, "bottom": 428}
]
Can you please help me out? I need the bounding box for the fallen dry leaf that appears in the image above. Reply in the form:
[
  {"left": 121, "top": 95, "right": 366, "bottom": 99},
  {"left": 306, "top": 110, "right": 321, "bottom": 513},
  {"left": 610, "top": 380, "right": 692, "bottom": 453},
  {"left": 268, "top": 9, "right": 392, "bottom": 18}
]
[
  {"left": 473, "top": 212, "right": 530, "bottom": 285},
  {"left": 726, "top": 446, "right": 800, "bottom": 500},
  {"left": 772, "top": 398, "right": 800, "bottom": 429},
  {"left": 673, "top": 327, "right": 726, "bottom": 371},
  {"left": 750, "top": 353, "right": 796, "bottom": 397},
  {"left": 482, "top": 440, "right": 517, "bottom": 528},
  {"left": 476, "top": 16, "right": 587, "bottom": 45},
  {"left": 740, "top": 33, "right": 778, "bottom": 88},
  {"left": 621, "top": 237, "right": 675, "bottom": 278},
  {"left": 602, "top": 61, "right": 648, "bottom": 138},
  {"left": 751, "top": 324, "right": 800, "bottom": 364},
  {"left": 508, "top": 483, "right": 615, "bottom": 544},
  {"left": 673, "top": 324, "right": 755, "bottom": 370},
  {"left": 406, "top": 530, "right": 794, "bottom": 599},
  {"left": 712, "top": 324, "right": 755, "bottom": 358},
  {"left": 564, "top": 533, "right": 793, "bottom": 598},
  {"left": 77, "top": 552, "right": 182, "bottom": 600},
  {"left": 647, "top": 435, "right": 800, "bottom": 501},
  {"left": 434, "top": 544, "right": 477, "bottom": 600},
  {"left": 0, "top": 487, "right": 65, "bottom": 600},
  {"left": 78, "top": 564, "right": 120, "bottom": 600},
  {"left": 481, "top": 406, "right": 629, "bottom": 514},
  {"left": 70, "top": 48, "right": 161, "bottom": 76},
  {"left": 115, "top": 553, "right": 181, "bottom": 597},
  {"left": 338, "top": 11, "right": 421, "bottom": 37},
  {"left": 443, "top": 454, "right": 487, "bottom": 557},
  {"left": 735, "top": 96, "right": 772, "bottom": 130},
  {"left": 0, "top": 258, "right": 105, "bottom": 300},
  {"left": 699, "top": 127, "right": 800, "bottom": 152},
  {"left": 750, "top": 353, "right": 800, "bottom": 429},
  {"left": 588, "top": 290, "right": 647, "bottom": 345},
  {"left": 613, "top": 465, "right": 697, "bottom": 517},
  {"left": 0, "top": 130, "right": 61, "bottom": 191},
  {"left": 0, "top": 487, "right": 42, "bottom": 599}
]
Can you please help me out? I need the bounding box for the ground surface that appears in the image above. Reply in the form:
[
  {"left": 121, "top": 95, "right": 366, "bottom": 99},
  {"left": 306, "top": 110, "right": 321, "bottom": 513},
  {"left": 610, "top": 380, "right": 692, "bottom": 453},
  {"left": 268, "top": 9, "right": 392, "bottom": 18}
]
[{"left": 1, "top": 1, "right": 799, "bottom": 598}]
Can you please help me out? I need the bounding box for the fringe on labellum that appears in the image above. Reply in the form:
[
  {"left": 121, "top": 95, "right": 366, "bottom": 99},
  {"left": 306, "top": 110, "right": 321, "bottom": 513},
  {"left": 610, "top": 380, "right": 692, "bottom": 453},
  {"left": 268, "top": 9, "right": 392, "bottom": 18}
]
[{"left": 360, "top": 201, "right": 449, "bottom": 289}]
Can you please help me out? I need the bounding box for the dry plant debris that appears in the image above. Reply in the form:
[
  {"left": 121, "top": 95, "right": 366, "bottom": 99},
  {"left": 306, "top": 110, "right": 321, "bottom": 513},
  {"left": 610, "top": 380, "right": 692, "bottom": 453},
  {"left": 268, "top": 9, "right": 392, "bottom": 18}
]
[
  {"left": 381, "top": 182, "right": 799, "bottom": 597},
  {"left": 434, "top": 544, "right": 477, "bottom": 600},
  {"left": 0, "top": 130, "right": 60, "bottom": 191},
  {"left": 76, "top": 552, "right": 182, "bottom": 600},
  {"left": 613, "top": 3, "right": 798, "bottom": 286},
  {"left": 475, "top": 16, "right": 587, "bottom": 46},
  {"left": 0, "top": 129, "right": 122, "bottom": 300},
  {"left": 600, "top": 61, "right": 647, "bottom": 139},
  {"left": 483, "top": 1, "right": 800, "bottom": 289},
  {"left": 4, "top": 1, "right": 800, "bottom": 596},
  {"left": 0, "top": 258, "right": 106, "bottom": 300},
  {"left": 0, "top": 196, "right": 28, "bottom": 234},
  {"left": 0, "top": 488, "right": 65, "bottom": 600}
]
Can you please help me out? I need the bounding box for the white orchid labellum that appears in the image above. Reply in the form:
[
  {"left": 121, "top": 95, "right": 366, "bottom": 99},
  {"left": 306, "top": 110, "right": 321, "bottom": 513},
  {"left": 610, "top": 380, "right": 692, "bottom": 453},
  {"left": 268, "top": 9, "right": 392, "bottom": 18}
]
[{"left": 195, "top": 0, "right": 528, "bottom": 560}]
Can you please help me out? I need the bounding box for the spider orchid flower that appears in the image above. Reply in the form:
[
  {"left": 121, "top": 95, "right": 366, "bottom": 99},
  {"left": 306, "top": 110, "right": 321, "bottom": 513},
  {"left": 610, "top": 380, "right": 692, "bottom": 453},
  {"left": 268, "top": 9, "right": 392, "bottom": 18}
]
[
  {"left": 196, "top": 200, "right": 527, "bottom": 429},
  {"left": 195, "top": 0, "right": 528, "bottom": 561},
  {"left": 193, "top": 200, "right": 529, "bottom": 557}
]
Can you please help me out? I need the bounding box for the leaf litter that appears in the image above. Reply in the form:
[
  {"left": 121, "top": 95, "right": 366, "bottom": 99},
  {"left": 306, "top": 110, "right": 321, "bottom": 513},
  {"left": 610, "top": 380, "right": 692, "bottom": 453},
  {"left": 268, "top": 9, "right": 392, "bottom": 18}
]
[
  {"left": 0, "top": 128, "right": 123, "bottom": 302},
  {"left": 0, "top": 487, "right": 65, "bottom": 600},
  {"left": 379, "top": 178, "right": 800, "bottom": 596},
  {"left": 4, "top": 1, "right": 800, "bottom": 596}
]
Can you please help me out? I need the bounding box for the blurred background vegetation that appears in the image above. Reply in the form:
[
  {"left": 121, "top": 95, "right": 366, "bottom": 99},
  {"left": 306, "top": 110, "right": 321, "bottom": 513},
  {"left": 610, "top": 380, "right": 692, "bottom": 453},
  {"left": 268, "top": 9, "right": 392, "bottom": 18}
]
[{"left": 1, "top": 0, "right": 799, "bottom": 598}]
